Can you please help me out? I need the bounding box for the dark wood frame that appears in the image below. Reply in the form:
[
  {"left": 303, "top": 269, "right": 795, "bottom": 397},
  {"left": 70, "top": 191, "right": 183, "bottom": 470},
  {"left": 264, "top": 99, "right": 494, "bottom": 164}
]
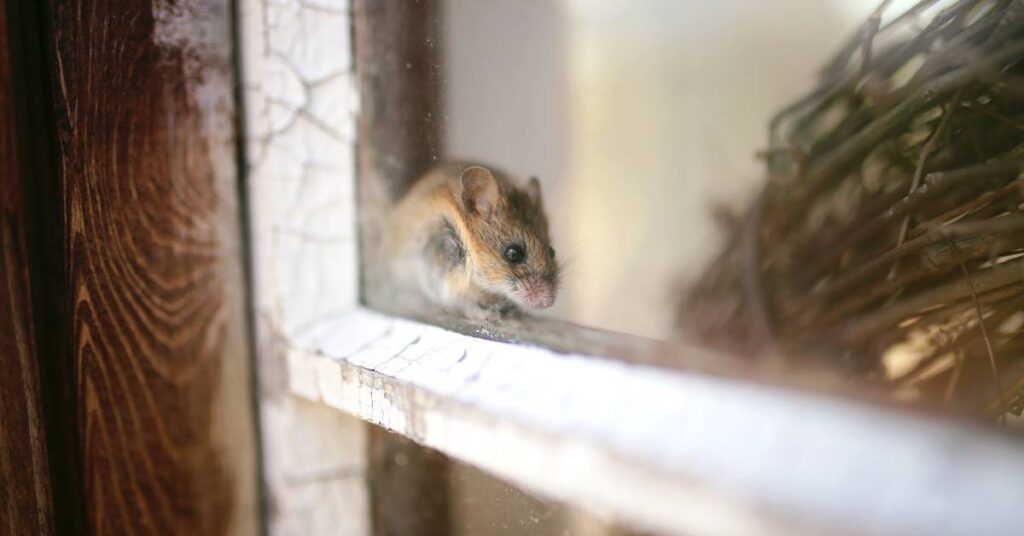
[
  {"left": 1, "top": 1, "right": 261, "bottom": 533},
  {"left": 1, "top": 1, "right": 60, "bottom": 532}
]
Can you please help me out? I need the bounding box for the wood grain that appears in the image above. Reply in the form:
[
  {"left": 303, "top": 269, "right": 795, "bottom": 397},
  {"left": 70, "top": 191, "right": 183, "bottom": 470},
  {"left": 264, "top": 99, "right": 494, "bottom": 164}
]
[
  {"left": 42, "top": 0, "right": 259, "bottom": 533},
  {"left": 0, "top": 3, "right": 55, "bottom": 533},
  {"left": 0, "top": 226, "right": 53, "bottom": 536}
]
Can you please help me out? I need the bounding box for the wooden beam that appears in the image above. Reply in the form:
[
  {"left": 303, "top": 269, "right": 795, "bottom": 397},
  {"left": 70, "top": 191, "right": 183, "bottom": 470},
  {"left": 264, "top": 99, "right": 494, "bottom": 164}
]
[
  {"left": 38, "top": 0, "right": 260, "bottom": 533},
  {"left": 0, "top": 1, "right": 55, "bottom": 532}
]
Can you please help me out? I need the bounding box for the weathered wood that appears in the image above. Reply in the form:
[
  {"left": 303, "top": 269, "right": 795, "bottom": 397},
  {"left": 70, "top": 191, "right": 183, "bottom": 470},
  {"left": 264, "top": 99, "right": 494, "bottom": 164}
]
[
  {"left": 40, "top": 0, "right": 259, "bottom": 533},
  {"left": 239, "top": 0, "right": 372, "bottom": 532},
  {"left": 288, "top": 307, "right": 1024, "bottom": 536},
  {"left": 0, "top": 3, "right": 55, "bottom": 533}
]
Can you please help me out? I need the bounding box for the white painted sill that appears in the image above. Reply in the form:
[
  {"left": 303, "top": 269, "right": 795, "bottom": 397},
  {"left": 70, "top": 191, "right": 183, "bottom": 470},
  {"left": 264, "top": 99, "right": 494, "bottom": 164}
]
[{"left": 283, "top": 306, "right": 1024, "bottom": 536}]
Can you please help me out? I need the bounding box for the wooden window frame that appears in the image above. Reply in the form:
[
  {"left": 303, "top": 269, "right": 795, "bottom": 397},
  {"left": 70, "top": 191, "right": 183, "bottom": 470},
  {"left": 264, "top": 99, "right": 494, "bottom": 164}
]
[{"left": 240, "top": 1, "right": 1024, "bottom": 535}]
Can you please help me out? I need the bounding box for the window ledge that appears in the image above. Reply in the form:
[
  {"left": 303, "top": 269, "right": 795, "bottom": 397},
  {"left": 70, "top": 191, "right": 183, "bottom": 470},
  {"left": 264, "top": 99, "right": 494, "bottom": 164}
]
[{"left": 285, "top": 307, "right": 1024, "bottom": 536}]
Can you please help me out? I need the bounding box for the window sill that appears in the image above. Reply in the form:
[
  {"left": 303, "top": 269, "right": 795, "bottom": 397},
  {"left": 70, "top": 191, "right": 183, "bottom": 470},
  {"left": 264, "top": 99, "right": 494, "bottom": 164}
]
[{"left": 283, "top": 306, "right": 1024, "bottom": 536}]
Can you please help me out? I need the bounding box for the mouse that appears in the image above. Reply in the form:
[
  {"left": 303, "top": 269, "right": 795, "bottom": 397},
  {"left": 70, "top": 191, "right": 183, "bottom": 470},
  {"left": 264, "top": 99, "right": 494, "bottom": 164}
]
[{"left": 387, "top": 163, "right": 560, "bottom": 319}]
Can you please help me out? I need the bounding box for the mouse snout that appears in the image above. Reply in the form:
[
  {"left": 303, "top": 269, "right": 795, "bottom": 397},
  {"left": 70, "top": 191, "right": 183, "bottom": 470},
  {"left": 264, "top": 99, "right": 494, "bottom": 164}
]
[{"left": 519, "top": 276, "right": 555, "bottom": 309}]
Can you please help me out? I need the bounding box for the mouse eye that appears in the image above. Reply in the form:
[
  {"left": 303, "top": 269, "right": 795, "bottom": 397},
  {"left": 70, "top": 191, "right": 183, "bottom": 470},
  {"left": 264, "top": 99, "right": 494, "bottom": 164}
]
[
  {"left": 547, "top": 246, "right": 556, "bottom": 259},
  {"left": 503, "top": 244, "right": 526, "bottom": 265}
]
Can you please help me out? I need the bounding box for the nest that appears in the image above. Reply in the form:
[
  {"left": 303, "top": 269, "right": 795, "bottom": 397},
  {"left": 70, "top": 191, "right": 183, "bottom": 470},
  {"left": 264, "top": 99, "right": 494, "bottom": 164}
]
[{"left": 682, "top": 0, "right": 1024, "bottom": 420}]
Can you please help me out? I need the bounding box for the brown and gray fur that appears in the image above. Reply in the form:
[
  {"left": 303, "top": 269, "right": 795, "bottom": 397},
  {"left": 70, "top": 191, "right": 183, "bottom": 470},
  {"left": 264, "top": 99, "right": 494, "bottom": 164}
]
[{"left": 388, "top": 163, "right": 560, "bottom": 318}]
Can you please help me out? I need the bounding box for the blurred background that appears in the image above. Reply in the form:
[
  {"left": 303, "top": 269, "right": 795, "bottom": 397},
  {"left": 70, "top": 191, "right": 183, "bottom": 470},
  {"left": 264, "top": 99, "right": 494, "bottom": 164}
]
[
  {"left": 438, "top": 4, "right": 930, "bottom": 532},
  {"left": 441, "top": 0, "right": 921, "bottom": 340}
]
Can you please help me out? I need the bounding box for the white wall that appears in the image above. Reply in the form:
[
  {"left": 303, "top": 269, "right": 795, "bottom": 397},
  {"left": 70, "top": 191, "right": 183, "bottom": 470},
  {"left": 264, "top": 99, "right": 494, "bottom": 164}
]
[{"left": 443, "top": 0, "right": 910, "bottom": 339}]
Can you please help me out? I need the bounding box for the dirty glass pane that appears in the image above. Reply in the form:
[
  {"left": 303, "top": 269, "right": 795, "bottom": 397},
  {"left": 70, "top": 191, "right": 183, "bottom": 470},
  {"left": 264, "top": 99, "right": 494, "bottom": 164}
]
[{"left": 357, "top": 0, "right": 1024, "bottom": 421}]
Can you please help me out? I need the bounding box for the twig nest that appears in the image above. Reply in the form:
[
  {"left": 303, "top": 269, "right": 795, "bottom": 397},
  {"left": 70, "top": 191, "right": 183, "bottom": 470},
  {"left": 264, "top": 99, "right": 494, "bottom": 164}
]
[{"left": 681, "top": 0, "right": 1024, "bottom": 420}]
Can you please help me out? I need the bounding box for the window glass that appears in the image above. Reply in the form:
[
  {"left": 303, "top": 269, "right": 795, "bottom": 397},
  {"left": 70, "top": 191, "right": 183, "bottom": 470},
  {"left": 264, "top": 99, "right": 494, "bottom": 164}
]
[{"left": 369, "top": 0, "right": 1024, "bottom": 423}]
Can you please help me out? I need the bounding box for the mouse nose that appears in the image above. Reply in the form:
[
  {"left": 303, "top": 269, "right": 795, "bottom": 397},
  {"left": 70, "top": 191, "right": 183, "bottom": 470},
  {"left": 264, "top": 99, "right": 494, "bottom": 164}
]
[{"left": 521, "top": 278, "right": 555, "bottom": 308}]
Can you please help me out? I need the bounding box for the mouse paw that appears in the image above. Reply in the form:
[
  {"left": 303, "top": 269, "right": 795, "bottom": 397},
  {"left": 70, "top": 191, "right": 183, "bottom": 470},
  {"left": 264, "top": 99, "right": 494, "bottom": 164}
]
[
  {"left": 496, "top": 303, "right": 523, "bottom": 319},
  {"left": 462, "top": 296, "right": 519, "bottom": 322}
]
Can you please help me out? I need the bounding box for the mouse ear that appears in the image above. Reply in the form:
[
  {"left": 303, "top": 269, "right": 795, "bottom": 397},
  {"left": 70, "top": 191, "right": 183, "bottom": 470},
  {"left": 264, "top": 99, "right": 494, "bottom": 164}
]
[
  {"left": 527, "top": 176, "right": 543, "bottom": 208},
  {"left": 460, "top": 166, "right": 499, "bottom": 217}
]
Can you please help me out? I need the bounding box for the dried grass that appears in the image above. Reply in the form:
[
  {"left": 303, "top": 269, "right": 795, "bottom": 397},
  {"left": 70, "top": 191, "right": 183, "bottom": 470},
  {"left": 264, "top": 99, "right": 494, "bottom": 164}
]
[{"left": 682, "top": 0, "right": 1024, "bottom": 420}]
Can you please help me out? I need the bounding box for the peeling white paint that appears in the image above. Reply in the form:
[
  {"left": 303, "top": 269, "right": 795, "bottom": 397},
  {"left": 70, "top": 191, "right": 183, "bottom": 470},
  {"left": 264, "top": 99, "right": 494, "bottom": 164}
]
[
  {"left": 289, "top": 308, "right": 1024, "bottom": 536},
  {"left": 240, "top": 0, "right": 366, "bottom": 533}
]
